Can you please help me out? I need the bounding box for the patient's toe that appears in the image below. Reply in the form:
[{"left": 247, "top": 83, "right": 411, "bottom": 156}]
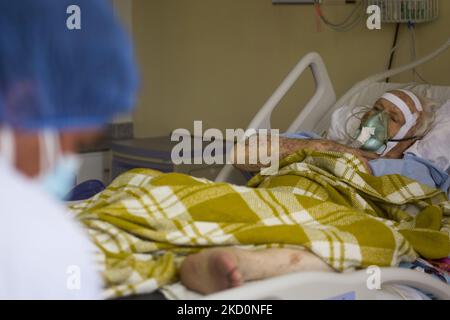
[
  {"left": 180, "top": 248, "right": 243, "bottom": 294},
  {"left": 209, "top": 250, "right": 241, "bottom": 290},
  {"left": 227, "top": 267, "right": 243, "bottom": 288}
]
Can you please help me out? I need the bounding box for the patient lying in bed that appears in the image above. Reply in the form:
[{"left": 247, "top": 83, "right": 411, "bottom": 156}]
[
  {"left": 179, "top": 89, "right": 450, "bottom": 294},
  {"left": 70, "top": 89, "right": 449, "bottom": 297}
]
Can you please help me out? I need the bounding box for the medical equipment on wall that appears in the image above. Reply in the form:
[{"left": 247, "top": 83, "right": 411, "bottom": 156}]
[
  {"left": 366, "top": 1, "right": 440, "bottom": 83},
  {"left": 368, "top": 0, "right": 439, "bottom": 24},
  {"left": 314, "top": 0, "right": 368, "bottom": 32},
  {"left": 307, "top": 0, "right": 439, "bottom": 32}
]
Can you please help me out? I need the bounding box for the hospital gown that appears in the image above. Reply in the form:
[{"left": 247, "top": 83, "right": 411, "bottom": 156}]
[{"left": 0, "top": 159, "right": 102, "bottom": 299}]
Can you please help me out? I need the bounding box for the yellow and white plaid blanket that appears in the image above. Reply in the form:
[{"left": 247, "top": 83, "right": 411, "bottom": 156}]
[{"left": 70, "top": 150, "right": 450, "bottom": 298}]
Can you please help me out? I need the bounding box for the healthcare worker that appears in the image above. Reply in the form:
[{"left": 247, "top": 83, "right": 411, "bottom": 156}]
[{"left": 0, "top": 0, "right": 138, "bottom": 299}]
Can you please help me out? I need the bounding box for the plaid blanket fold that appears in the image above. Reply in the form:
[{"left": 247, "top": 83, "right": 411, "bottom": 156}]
[{"left": 70, "top": 149, "right": 450, "bottom": 298}]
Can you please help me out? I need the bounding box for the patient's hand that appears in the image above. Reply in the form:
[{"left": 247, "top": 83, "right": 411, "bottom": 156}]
[{"left": 232, "top": 136, "right": 379, "bottom": 174}]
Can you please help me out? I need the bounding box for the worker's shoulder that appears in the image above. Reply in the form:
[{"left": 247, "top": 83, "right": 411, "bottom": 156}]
[
  {"left": 0, "top": 161, "right": 102, "bottom": 299},
  {"left": 0, "top": 161, "right": 84, "bottom": 241},
  {"left": 0, "top": 160, "right": 61, "bottom": 215}
]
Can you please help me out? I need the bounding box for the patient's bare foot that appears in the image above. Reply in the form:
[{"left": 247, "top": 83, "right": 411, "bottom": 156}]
[
  {"left": 179, "top": 247, "right": 333, "bottom": 294},
  {"left": 179, "top": 249, "right": 242, "bottom": 295}
]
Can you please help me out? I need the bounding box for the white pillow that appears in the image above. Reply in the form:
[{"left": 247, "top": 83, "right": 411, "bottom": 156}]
[{"left": 405, "top": 100, "right": 450, "bottom": 172}]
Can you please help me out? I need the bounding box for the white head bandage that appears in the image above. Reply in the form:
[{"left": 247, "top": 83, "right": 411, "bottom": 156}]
[
  {"left": 380, "top": 90, "right": 422, "bottom": 155},
  {"left": 397, "top": 89, "right": 423, "bottom": 112}
]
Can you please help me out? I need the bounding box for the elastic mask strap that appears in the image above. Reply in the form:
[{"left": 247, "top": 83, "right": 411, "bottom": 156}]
[
  {"left": 382, "top": 116, "right": 418, "bottom": 156},
  {"left": 389, "top": 136, "right": 419, "bottom": 143},
  {"left": 39, "top": 130, "right": 61, "bottom": 174},
  {"left": 0, "top": 127, "right": 15, "bottom": 165}
]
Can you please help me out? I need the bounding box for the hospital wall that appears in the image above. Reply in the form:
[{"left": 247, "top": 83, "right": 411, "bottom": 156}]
[{"left": 130, "top": 0, "right": 450, "bottom": 138}]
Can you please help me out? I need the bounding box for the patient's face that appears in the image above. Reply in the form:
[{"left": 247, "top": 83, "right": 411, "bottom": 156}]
[{"left": 361, "top": 90, "right": 423, "bottom": 139}]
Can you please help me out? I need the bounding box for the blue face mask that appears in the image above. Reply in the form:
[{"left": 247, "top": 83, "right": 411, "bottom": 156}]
[
  {"left": 39, "top": 155, "right": 81, "bottom": 200},
  {"left": 36, "top": 131, "right": 81, "bottom": 200}
]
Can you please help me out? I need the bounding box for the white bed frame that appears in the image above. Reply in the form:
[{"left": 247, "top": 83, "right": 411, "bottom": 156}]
[
  {"left": 159, "top": 267, "right": 449, "bottom": 300},
  {"left": 206, "top": 268, "right": 450, "bottom": 300},
  {"left": 215, "top": 37, "right": 450, "bottom": 184}
]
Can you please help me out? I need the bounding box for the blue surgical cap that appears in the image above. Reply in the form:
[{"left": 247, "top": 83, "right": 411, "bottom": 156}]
[{"left": 0, "top": 0, "right": 139, "bottom": 130}]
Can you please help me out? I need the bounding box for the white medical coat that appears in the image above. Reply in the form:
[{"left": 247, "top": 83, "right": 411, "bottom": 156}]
[{"left": 0, "top": 160, "right": 102, "bottom": 299}]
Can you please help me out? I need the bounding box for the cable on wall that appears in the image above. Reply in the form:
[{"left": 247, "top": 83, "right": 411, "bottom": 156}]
[
  {"left": 314, "top": 0, "right": 368, "bottom": 32},
  {"left": 386, "top": 23, "right": 400, "bottom": 83}
]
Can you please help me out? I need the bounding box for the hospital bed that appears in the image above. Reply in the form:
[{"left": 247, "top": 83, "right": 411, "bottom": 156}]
[
  {"left": 161, "top": 268, "right": 450, "bottom": 300},
  {"left": 215, "top": 37, "right": 450, "bottom": 184},
  {"left": 75, "top": 38, "right": 450, "bottom": 301},
  {"left": 161, "top": 38, "right": 450, "bottom": 300}
]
